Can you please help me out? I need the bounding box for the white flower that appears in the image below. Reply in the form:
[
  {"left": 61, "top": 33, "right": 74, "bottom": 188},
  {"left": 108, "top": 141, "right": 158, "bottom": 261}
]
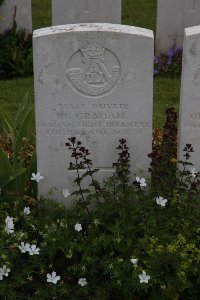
[
  {"left": 139, "top": 271, "right": 150, "bottom": 283},
  {"left": 75, "top": 223, "right": 82, "bottom": 232},
  {"left": 0, "top": 265, "right": 10, "bottom": 277},
  {"left": 136, "top": 176, "right": 147, "bottom": 187},
  {"left": 31, "top": 172, "right": 44, "bottom": 182},
  {"left": 47, "top": 271, "right": 61, "bottom": 284},
  {"left": 130, "top": 258, "right": 138, "bottom": 265},
  {"left": 18, "top": 242, "right": 31, "bottom": 253},
  {"left": 190, "top": 167, "right": 197, "bottom": 178},
  {"left": 28, "top": 244, "right": 40, "bottom": 255},
  {"left": 78, "top": 278, "right": 87, "bottom": 287},
  {"left": 155, "top": 196, "right": 168, "bottom": 207},
  {"left": 62, "top": 188, "right": 70, "bottom": 198},
  {"left": 0, "top": 265, "right": 11, "bottom": 280},
  {"left": 5, "top": 216, "right": 14, "bottom": 234},
  {"left": 23, "top": 207, "right": 31, "bottom": 215}
]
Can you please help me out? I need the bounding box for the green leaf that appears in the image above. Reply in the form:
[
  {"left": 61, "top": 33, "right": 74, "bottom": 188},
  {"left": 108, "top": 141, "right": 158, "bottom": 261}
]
[
  {"left": 0, "top": 168, "right": 26, "bottom": 189},
  {"left": 0, "top": 109, "right": 16, "bottom": 142},
  {"left": 13, "top": 106, "right": 33, "bottom": 169},
  {"left": 0, "top": 148, "right": 12, "bottom": 178},
  {"left": 14, "top": 91, "right": 31, "bottom": 125}
]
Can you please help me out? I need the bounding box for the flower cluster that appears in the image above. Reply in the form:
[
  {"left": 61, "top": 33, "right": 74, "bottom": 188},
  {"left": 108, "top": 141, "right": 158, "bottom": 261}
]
[
  {"left": 136, "top": 176, "right": 147, "bottom": 187},
  {"left": 154, "top": 46, "right": 182, "bottom": 77},
  {"left": 18, "top": 242, "right": 40, "bottom": 255},
  {"left": 155, "top": 196, "right": 168, "bottom": 207}
]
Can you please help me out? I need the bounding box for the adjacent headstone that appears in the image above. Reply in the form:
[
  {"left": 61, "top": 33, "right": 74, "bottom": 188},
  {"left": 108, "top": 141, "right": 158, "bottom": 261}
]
[
  {"left": 178, "top": 25, "right": 200, "bottom": 171},
  {"left": 156, "top": 0, "right": 200, "bottom": 53},
  {"left": 0, "top": 0, "right": 32, "bottom": 33},
  {"left": 52, "top": 0, "right": 121, "bottom": 25},
  {"left": 33, "top": 24, "right": 153, "bottom": 201}
]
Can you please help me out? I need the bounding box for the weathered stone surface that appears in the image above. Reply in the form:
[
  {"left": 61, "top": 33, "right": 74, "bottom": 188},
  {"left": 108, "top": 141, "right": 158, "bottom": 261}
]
[
  {"left": 178, "top": 25, "right": 200, "bottom": 171},
  {"left": 156, "top": 0, "right": 200, "bottom": 53},
  {"left": 0, "top": 0, "right": 32, "bottom": 32},
  {"left": 33, "top": 24, "right": 153, "bottom": 201},
  {"left": 52, "top": 0, "right": 121, "bottom": 25}
]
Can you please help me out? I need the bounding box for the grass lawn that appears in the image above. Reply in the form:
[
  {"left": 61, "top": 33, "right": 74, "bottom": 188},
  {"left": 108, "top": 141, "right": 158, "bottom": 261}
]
[{"left": 0, "top": 0, "right": 181, "bottom": 129}]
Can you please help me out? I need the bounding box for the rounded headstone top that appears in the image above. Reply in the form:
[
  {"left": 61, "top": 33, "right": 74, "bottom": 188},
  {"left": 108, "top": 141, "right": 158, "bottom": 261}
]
[{"left": 33, "top": 23, "right": 153, "bottom": 39}]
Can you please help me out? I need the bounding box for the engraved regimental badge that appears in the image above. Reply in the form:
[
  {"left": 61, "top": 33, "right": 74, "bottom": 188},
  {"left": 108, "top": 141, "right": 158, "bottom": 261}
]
[{"left": 66, "top": 40, "right": 120, "bottom": 97}]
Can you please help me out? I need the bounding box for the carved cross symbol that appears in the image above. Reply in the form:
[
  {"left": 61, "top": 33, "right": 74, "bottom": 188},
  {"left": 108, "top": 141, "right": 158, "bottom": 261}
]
[{"left": 84, "top": 0, "right": 89, "bottom": 13}]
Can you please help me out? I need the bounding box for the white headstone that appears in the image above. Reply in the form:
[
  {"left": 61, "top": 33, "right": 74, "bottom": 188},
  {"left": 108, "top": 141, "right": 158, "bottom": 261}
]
[
  {"left": 156, "top": 0, "right": 200, "bottom": 53},
  {"left": 52, "top": 0, "right": 121, "bottom": 25},
  {"left": 0, "top": 0, "right": 32, "bottom": 33},
  {"left": 178, "top": 25, "right": 200, "bottom": 171},
  {"left": 33, "top": 24, "right": 153, "bottom": 201}
]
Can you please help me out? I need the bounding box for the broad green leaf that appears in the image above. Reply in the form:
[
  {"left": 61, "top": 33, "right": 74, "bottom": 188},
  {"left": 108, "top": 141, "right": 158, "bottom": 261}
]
[
  {"left": 0, "top": 109, "right": 17, "bottom": 143},
  {"left": 0, "top": 148, "right": 12, "bottom": 178},
  {"left": 0, "top": 168, "right": 26, "bottom": 189},
  {"left": 13, "top": 106, "right": 33, "bottom": 169},
  {"left": 14, "top": 91, "right": 31, "bottom": 125}
]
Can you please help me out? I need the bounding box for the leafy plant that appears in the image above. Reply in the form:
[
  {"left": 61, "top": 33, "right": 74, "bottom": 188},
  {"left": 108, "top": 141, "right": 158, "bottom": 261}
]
[
  {"left": 0, "top": 92, "right": 36, "bottom": 195},
  {"left": 0, "top": 0, "right": 4, "bottom": 7},
  {"left": 154, "top": 46, "right": 183, "bottom": 77},
  {"left": 0, "top": 20, "right": 33, "bottom": 79},
  {"left": 0, "top": 108, "right": 199, "bottom": 299}
]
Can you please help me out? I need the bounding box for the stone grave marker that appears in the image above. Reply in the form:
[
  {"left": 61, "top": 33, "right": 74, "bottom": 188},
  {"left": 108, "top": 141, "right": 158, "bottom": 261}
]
[
  {"left": 33, "top": 23, "right": 153, "bottom": 201},
  {"left": 178, "top": 25, "right": 200, "bottom": 171},
  {"left": 0, "top": 0, "right": 32, "bottom": 33},
  {"left": 52, "top": 0, "right": 121, "bottom": 26},
  {"left": 156, "top": 0, "right": 200, "bottom": 53}
]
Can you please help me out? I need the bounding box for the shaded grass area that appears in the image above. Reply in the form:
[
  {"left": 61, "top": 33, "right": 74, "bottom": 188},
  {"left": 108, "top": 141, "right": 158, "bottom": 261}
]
[{"left": 0, "top": 77, "right": 34, "bottom": 120}]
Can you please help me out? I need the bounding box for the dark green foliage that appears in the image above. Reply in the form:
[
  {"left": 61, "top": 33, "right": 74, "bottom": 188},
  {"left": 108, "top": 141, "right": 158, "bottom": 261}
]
[
  {"left": 0, "top": 92, "right": 36, "bottom": 195},
  {"left": 0, "top": 108, "right": 200, "bottom": 299},
  {"left": 0, "top": 21, "right": 33, "bottom": 80}
]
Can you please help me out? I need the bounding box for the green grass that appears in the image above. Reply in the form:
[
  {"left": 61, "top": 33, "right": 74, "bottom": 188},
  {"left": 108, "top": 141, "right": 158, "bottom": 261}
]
[
  {"left": 32, "top": 0, "right": 51, "bottom": 29},
  {"left": 0, "top": 0, "right": 181, "bottom": 129},
  {"left": 153, "top": 77, "right": 180, "bottom": 128},
  {"left": 122, "top": 0, "right": 157, "bottom": 32}
]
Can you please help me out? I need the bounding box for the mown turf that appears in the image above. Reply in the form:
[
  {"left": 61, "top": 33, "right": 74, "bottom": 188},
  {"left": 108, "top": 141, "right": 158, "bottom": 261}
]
[{"left": 0, "top": 0, "right": 181, "bottom": 129}]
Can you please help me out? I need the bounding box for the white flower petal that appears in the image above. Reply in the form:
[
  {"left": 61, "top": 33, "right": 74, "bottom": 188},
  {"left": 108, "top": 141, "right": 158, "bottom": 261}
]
[
  {"left": 47, "top": 271, "right": 60, "bottom": 284},
  {"left": 78, "top": 278, "right": 87, "bottom": 287},
  {"left": 75, "top": 223, "right": 82, "bottom": 232},
  {"left": 139, "top": 271, "right": 150, "bottom": 283},
  {"left": 62, "top": 188, "right": 70, "bottom": 198},
  {"left": 130, "top": 258, "right": 138, "bottom": 265},
  {"left": 31, "top": 172, "right": 44, "bottom": 182},
  {"left": 23, "top": 207, "right": 31, "bottom": 215}
]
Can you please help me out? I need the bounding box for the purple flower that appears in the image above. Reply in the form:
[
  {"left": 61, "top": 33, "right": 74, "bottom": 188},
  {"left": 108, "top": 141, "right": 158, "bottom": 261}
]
[
  {"left": 4, "top": 28, "right": 11, "bottom": 34},
  {"left": 167, "top": 47, "right": 175, "bottom": 58},
  {"left": 154, "top": 56, "right": 160, "bottom": 64},
  {"left": 167, "top": 58, "right": 172, "bottom": 65}
]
